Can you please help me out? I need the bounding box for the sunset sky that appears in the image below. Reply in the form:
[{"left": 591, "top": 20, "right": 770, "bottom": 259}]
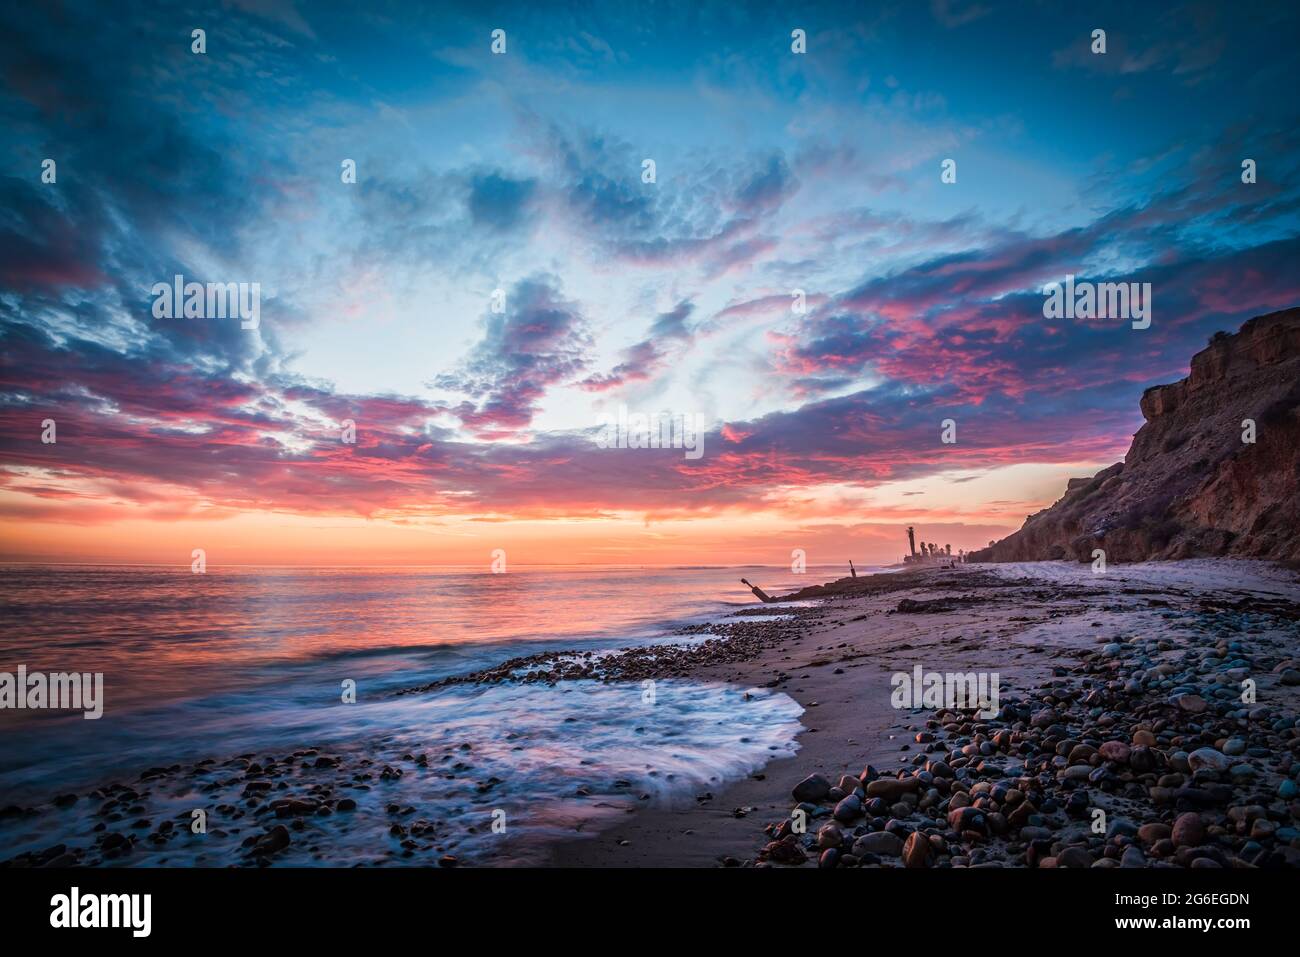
[{"left": 2, "top": 1, "right": 1299, "bottom": 566}]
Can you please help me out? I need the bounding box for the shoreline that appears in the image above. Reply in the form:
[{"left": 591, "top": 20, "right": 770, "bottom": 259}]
[{"left": 3, "top": 559, "right": 1297, "bottom": 868}]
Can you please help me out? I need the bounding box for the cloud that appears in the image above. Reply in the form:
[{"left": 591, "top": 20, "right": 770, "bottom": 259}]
[
  {"left": 580, "top": 300, "right": 695, "bottom": 392},
  {"left": 430, "top": 275, "right": 591, "bottom": 436},
  {"left": 466, "top": 171, "right": 538, "bottom": 232}
]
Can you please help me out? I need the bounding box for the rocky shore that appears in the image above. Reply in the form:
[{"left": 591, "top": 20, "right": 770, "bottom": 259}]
[
  {"left": 392, "top": 608, "right": 821, "bottom": 693},
  {"left": 756, "top": 571, "right": 1300, "bottom": 868},
  {"left": 556, "top": 561, "right": 1300, "bottom": 867}
]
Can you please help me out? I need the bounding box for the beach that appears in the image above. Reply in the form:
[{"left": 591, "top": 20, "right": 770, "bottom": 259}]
[
  {"left": 554, "top": 559, "right": 1300, "bottom": 867},
  {"left": 4, "top": 559, "right": 1297, "bottom": 868}
]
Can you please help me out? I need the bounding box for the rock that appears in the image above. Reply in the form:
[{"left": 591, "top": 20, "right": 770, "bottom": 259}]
[
  {"left": 1106, "top": 818, "right": 1138, "bottom": 841},
  {"left": 1120, "top": 846, "right": 1146, "bottom": 868},
  {"left": 1068, "top": 744, "right": 1097, "bottom": 763},
  {"left": 832, "top": 794, "right": 863, "bottom": 823},
  {"left": 1138, "top": 822, "right": 1171, "bottom": 845},
  {"left": 816, "top": 823, "right": 843, "bottom": 850},
  {"left": 947, "top": 806, "right": 987, "bottom": 834},
  {"left": 762, "top": 835, "right": 808, "bottom": 865},
  {"left": 272, "top": 799, "right": 319, "bottom": 818},
  {"left": 852, "top": 831, "right": 902, "bottom": 857},
  {"left": 1176, "top": 694, "right": 1208, "bottom": 714},
  {"left": 1099, "top": 741, "right": 1131, "bottom": 763},
  {"left": 1171, "top": 812, "right": 1204, "bottom": 848},
  {"left": 792, "top": 773, "right": 832, "bottom": 804},
  {"left": 1057, "top": 846, "right": 1093, "bottom": 868},
  {"left": 1249, "top": 819, "right": 1277, "bottom": 841},
  {"left": 252, "top": 824, "right": 290, "bottom": 855},
  {"left": 1030, "top": 709, "right": 1057, "bottom": 728},
  {"left": 1222, "top": 738, "right": 1247, "bottom": 756},
  {"left": 864, "top": 776, "right": 920, "bottom": 801},
  {"left": 1187, "top": 748, "right": 1230, "bottom": 773},
  {"left": 902, "top": 831, "right": 930, "bottom": 868},
  {"left": 1129, "top": 746, "right": 1156, "bottom": 772}
]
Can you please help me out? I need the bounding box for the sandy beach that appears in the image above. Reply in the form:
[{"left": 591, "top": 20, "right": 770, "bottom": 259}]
[{"left": 553, "top": 559, "right": 1300, "bottom": 867}]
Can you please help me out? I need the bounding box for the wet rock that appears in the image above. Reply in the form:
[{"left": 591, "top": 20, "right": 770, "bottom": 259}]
[{"left": 252, "top": 825, "right": 290, "bottom": 855}]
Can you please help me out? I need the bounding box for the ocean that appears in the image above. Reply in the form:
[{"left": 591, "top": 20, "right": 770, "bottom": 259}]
[{"left": 0, "top": 563, "right": 860, "bottom": 865}]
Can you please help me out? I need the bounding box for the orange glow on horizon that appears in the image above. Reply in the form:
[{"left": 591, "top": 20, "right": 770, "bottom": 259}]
[{"left": 0, "top": 461, "right": 1108, "bottom": 566}]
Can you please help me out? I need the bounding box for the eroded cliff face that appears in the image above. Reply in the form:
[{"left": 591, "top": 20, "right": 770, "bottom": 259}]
[{"left": 970, "top": 307, "right": 1300, "bottom": 564}]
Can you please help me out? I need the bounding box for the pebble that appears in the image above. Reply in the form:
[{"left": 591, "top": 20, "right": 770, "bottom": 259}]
[
  {"left": 852, "top": 831, "right": 902, "bottom": 857},
  {"left": 1171, "top": 812, "right": 1204, "bottom": 848},
  {"left": 902, "top": 831, "right": 930, "bottom": 868},
  {"left": 1187, "top": 748, "right": 1230, "bottom": 773}
]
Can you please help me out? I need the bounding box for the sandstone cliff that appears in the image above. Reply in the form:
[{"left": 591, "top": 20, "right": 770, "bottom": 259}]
[{"left": 970, "top": 307, "right": 1300, "bottom": 564}]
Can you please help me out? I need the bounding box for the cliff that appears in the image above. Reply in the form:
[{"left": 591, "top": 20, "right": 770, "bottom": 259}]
[{"left": 970, "top": 307, "right": 1300, "bottom": 564}]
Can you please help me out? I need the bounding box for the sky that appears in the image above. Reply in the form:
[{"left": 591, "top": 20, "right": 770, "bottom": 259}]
[{"left": 1, "top": 0, "right": 1298, "bottom": 567}]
